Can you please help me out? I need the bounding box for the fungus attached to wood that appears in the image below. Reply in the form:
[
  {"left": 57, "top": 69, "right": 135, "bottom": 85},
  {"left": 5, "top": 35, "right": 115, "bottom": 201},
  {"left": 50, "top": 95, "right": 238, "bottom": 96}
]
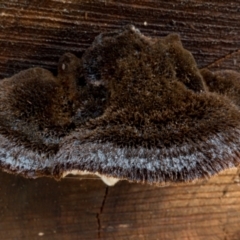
[{"left": 1, "top": 25, "right": 240, "bottom": 185}]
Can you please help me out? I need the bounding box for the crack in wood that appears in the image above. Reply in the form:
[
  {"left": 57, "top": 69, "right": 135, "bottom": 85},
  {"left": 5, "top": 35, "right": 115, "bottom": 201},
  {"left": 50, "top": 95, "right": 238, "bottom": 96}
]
[
  {"left": 96, "top": 186, "right": 109, "bottom": 239},
  {"left": 203, "top": 49, "right": 240, "bottom": 69}
]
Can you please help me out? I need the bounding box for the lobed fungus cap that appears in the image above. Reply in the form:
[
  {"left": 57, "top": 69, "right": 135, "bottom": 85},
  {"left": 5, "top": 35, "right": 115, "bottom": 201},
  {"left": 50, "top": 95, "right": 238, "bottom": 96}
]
[{"left": 1, "top": 25, "right": 240, "bottom": 185}]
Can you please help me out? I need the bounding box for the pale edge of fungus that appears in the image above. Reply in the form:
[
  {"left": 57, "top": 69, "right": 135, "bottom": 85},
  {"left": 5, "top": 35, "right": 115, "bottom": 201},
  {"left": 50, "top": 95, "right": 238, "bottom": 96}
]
[{"left": 62, "top": 170, "right": 120, "bottom": 186}]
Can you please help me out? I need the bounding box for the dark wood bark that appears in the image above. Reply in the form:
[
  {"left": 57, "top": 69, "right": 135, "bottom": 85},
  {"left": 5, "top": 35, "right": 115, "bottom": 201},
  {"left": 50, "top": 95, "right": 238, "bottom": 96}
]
[{"left": 0, "top": 0, "right": 240, "bottom": 239}]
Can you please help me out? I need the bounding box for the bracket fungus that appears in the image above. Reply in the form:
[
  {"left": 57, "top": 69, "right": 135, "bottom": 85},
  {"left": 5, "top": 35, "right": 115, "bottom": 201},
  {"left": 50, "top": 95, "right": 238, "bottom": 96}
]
[{"left": 1, "top": 25, "right": 240, "bottom": 186}]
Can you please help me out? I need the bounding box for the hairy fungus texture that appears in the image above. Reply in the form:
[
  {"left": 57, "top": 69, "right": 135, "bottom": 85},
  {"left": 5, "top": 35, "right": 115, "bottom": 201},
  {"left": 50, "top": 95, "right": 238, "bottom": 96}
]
[{"left": 1, "top": 25, "right": 240, "bottom": 185}]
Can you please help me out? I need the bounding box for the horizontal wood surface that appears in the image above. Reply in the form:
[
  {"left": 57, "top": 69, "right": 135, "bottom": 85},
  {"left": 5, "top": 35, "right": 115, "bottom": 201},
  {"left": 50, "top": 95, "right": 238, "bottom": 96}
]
[
  {"left": 1, "top": 168, "right": 240, "bottom": 239},
  {"left": 0, "top": 0, "right": 240, "bottom": 239}
]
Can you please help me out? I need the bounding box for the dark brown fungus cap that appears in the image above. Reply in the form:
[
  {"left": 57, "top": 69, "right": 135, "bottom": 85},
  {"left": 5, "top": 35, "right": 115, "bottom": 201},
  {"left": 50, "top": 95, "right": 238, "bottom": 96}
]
[
  {"left": 201, "top": 68, "right": 240, "bottom": 107},
  {"left": 1, "top": 25, "right": 240, "bottom": 184}
]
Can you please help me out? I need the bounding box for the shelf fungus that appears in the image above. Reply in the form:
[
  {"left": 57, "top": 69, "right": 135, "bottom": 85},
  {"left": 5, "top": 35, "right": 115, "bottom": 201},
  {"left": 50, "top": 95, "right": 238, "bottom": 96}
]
[{"left": 1, "top": 25, "right": 240, "bottom": 186}]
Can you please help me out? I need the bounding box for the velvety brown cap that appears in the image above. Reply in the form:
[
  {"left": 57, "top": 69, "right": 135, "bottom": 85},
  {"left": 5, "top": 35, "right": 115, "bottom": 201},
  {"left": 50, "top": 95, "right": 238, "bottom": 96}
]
[{"left": 1, "top": 26, "right": 240, "bottom": 184}]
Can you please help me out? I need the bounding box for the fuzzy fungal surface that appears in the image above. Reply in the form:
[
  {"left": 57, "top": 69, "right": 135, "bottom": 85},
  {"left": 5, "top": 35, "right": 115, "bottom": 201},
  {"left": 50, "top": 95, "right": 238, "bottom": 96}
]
[{"left": 1, "top": 25, "right": 240, "bottom": 184}]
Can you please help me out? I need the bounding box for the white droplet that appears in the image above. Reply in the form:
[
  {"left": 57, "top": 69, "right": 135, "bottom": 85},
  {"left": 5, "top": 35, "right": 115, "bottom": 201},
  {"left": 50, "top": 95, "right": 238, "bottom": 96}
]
[
  {"left": 144, "top": 21, "right": 147, "bottom": 26},
  {"left": 38, "top": 232, "right": 44, "bottom": 236},
  {"left": 62, "top": 63, "right": 66, "bottom": 70}
]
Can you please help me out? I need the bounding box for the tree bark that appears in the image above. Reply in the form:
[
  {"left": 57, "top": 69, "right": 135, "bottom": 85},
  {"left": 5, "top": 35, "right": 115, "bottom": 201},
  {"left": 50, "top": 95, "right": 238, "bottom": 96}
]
[{"left": 0, "top": 0, "right": 240, "bottom": 239}]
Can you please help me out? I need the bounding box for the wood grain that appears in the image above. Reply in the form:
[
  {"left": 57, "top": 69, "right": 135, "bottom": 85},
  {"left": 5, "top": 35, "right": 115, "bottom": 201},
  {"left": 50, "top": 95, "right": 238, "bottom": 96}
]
[
  {"left": 0, "top": 0, "right": 240, "bottom": 79},
  {"left": 1, "top": 0, "right": 240, "bottom": 239},
  {"left": 1, "top": 169, "right": 240, "bottom": 239}
]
